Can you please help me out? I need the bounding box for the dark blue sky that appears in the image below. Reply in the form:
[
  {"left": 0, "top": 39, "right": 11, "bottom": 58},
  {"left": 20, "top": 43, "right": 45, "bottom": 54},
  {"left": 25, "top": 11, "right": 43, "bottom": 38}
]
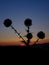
[{"left": 0, "top": 0, "right": 49, "bottom": 43}]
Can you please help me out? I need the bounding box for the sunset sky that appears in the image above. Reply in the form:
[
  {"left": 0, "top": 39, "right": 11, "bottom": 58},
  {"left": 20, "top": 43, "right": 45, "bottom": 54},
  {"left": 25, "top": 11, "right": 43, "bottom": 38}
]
[{"left": 0, "top": 0, "right": 49, "bottom": 45}]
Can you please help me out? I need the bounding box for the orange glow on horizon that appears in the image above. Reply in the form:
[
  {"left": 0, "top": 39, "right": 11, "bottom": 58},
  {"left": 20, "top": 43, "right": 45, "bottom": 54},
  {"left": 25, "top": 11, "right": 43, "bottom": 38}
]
[{"left": 0, "top": 38, "right": 49, "bottom": 46}]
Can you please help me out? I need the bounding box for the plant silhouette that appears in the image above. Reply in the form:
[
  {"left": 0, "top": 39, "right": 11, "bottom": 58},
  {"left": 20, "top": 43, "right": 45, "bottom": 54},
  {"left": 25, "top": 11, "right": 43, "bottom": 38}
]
[
  {"left": 4, "top": 19, "right": 12, "bottom": 27},
  {"left": 24, "top": 18, "right": 32, "bottom": 27},
  {"left": 34, "top": 31, "right": 45, "bottom": 44},
  {"left": 37, "top": 31, "right": 45, "bottom": 39},
  {"left": 3, "top": 18, "right": 45, "bottom": 46}
]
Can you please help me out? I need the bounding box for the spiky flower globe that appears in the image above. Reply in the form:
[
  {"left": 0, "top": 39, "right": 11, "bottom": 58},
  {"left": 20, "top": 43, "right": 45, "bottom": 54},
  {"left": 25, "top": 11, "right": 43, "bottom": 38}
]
[
  {"left": 24, "top": 18, "right": 32, "bottom": 27},
  {"left": 37, "top": 31, "right": 45, "bottom": 39},
  {"left": 4, "top": 19, "right": 12, "bottom": 27},
  {"left": 26, "top": 33, "right": 33, "bottom": 39}
]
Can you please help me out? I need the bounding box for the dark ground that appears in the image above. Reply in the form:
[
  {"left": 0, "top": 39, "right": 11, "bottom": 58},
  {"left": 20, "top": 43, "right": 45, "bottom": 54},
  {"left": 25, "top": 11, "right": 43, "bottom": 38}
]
[{"left": 0, "top": 43, "right": 49, "bottom": 51}]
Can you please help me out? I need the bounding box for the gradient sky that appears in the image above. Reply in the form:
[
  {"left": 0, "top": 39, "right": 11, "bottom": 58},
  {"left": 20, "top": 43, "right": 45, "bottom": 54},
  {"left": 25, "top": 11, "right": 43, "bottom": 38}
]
[{"left": 0, "top": 0, "right": 49, "bottom": 45}]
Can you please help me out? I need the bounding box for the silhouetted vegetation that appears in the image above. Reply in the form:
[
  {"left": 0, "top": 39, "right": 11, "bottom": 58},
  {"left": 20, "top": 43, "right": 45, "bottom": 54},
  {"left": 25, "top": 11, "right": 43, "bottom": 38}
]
[
  {"left": 37, "top": 31, "right": 45, "bottom": 39},
  {"left": 3, "top": 18, "right": 46, "bottom": 47}
]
